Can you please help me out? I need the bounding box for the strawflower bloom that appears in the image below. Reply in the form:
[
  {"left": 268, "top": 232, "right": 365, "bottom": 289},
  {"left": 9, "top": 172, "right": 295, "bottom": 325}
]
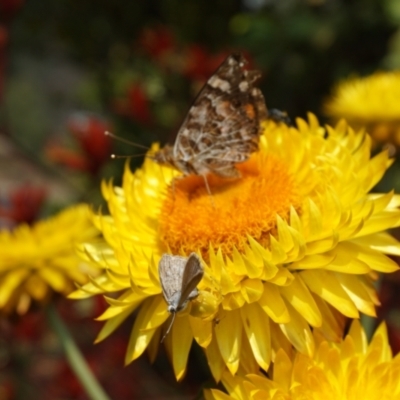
[
  {"left": 325, "top": 71, "right": 400, "bottom": 150},
  {"left": 0, "top": 204, "right": 99, "bottom": 314},
  {"left": 71, "top": 115, "right": 400, "bottom": 380},
  {"left": 205, "top": 320, "right": 400, "bottom": 400}
]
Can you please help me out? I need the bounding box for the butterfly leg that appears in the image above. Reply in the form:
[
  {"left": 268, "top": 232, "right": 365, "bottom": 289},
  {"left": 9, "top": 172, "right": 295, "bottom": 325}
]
[{"left": 202, "top": 174, "right": 215, "bottom": 208}]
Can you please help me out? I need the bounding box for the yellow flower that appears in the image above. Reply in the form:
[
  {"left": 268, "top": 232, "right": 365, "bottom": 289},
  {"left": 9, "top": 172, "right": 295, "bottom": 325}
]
[
  {"left": 205, "top": 320, "right": 400, "bottom": 400},
  {"left": 0, "top": 204, "right": 99, "bottom": 314},
  {"left": 71, "top": 115, "right": 400, "bottom": 380},
  {"left": 324, "top": 71, "right": 400, "bottom": 149}
]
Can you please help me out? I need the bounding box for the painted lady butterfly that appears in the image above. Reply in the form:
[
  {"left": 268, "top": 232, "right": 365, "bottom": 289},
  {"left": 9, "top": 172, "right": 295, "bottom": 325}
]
[{"left": 153, "top": 53, "right": 283, "bottom": 179}]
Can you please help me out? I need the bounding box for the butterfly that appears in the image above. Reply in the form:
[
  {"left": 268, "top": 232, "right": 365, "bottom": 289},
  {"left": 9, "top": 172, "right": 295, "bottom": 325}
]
[
  {"left": 158, "top": 252, "right": 204, "bottom": 342},
  {"left": 152, "top": 53, "right": 273, "bottom": 180}
]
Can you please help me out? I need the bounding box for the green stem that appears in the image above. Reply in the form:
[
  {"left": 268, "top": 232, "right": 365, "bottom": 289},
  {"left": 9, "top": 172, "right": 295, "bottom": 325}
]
[{"left": 45, "top": 304, "right": 111, "bottom": 400}]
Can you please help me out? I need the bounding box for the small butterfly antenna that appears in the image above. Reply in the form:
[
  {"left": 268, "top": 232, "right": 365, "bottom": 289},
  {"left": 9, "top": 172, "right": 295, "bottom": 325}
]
[
  {"left": 104, "top": 131, "right": 150, "bottom": 150},
  {"left": 110, "top": 153, "right": 148, "bottom": 159},
  {"left": 160, "top": 312, "right": 176, "bottom": 343}
]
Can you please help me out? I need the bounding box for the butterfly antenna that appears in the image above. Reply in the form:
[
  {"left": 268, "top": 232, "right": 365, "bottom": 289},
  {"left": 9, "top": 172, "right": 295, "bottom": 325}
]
[
  {"left": 161, "top": 312, "right": 176, "bottom": 343},
  {"left": 110, "top": 153, "right": 148, "bottom": 159},
  {"left": 104, "top": 131, "right": 150, "bottom": 150}
]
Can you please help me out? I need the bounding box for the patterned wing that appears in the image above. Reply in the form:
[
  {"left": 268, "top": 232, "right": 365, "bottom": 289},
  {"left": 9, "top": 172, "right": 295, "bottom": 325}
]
[
  {"left": 173, "top": 53, "right": 268, "bottom": 177},
  {"left": 178, "top": 253, "right": 204, "bottom": 309},
  {"left": 158, "top": 254, "right": 186, "bottom": 305}
]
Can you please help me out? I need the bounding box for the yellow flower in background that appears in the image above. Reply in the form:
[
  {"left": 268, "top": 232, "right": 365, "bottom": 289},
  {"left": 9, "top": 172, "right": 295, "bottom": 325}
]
[
  {"left": 206, "top": 320, "right": 400, "bottom": 400},
  {"left": 71, "top": 115, "right": 400, "bottom": 381},
  {"left": 325, "top": 71, "right": 400, "bottom": 150},
  {"left": 0, "top": 204, "right": 99, "bottom": 314}
]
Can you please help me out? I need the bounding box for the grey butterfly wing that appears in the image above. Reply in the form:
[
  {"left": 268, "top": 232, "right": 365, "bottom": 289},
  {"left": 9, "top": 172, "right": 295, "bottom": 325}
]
[
  {"left": 158, "top": 254, "right": 186, "bottom": 305},
  {"left": 178, "top": 253, "right": 204, "bottom": 309}
]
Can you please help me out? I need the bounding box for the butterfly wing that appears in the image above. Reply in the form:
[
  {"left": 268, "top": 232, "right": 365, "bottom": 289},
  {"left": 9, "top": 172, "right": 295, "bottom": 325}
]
[
  {"left": 158, "top": 254, "right": 186, "bottom": 306},
  {"left": 173, "top": 53, "right": 268, "bottom": 177},
  {"left": 177, "top": 253, "right": 204, "bottom": 310}
]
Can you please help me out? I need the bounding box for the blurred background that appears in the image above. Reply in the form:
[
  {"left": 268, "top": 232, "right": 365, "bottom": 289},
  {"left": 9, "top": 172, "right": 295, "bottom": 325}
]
[{"left": 1, "top": 0, "right": 400, "bottom": 399}]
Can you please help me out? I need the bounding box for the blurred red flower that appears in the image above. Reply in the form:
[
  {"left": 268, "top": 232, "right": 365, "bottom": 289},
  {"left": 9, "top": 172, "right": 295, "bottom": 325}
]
[
  {"left": 0, "top": 26, "right": 6, "bottom": 48},
  {"left": 182, "top": 46, "right": 254, "bottom": 83},
  {"left": 182, "top": 44, "right": 217, "bottom": 81},
  {"left": 12, "top": 311, "right": 44, "bottom": 341},
  {"left": 0, "top": 379, "right": 14, "bottom": 400},
  {"left": 113, "top": 83, "right": 152, "bottom": 125},
  {"left": 68, "top": 113, "right": 113, "bottom": 169},
  {"left": 0, "top": 0, "right": 24, "bottom": 20},
  {"left": 138, "top": 25, "right": 175, "bottom": 61},
  {"left": 47, "top": 113, "right": 112, "bottom": 176},
  {"left": 0, "top": 185, "right": 46, "bottom": 227}
]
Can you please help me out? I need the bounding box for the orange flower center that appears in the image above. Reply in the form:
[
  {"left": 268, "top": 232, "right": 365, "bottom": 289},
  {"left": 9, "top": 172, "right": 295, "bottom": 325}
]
[{"left": 158, "top": 153, "right": 302, "bottom": 258}]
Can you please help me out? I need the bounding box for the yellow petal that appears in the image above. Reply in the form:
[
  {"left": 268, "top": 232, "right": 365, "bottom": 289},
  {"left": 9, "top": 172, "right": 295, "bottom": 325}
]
[
  {"left": 171, "top": 315, "right": 193, "bottom": 380},
  {"left": 276, "top": 215, "right": 295, "bottom": 253},
  {"left": 303, "top": 198, "right": 323, "bottom": 241},
  {"left": 139, "top": 295, "right": 169, "bottom": 331},
  {"left": 369, "top": 322, "right": 392, "bottom": 362},
  {"left": 0, "top": 269, "right": 30, "bottom": 306},
  {"left": 95, "top": 306, "right": 136, "bottom": 343},
  {"left": 25, "top": 274, "right": 48, "bottom": 300},
  {"left": 272, "top": 348, "right": 293, "bottom": 390},
  {"left": 189, "top": 315, "right": 212, "bottom": 348},
  {"left": 356, "top": 210, "right": 400, "bottom": 237},
  {"left": 125, "top": 296, "right": 167, "bottom": 363},
  {"left": 335, "top": 273, "right": 376, "bottom": 316},
  {"left": 221, "top": 370, "right": 246, "bottom": 399},
  {"left": 239, "top": 332, "right": 260, "bottom": 374},
  {"left": 258, "top": 282, "right": 290, "bottom": 324},
  {"left": 215, "top": 309, "right": 242, "bottom": 374},
  {"left": 96, "top": 293, "right": 143, "bottom": 321},
  {"left": 270, "top": 322, "right": 293, "bottom": 361},
  {"left": 279, "top": 303, "right": 315, "bottom": 356},
  {"left": 300, "top": 270, "right": 359, "bottom": 318},
  {"left": 312, "top": 294, "right": 345, "bottom": 342},
  {"left": 353, "top": 232, "right": 400, "bottom": 256},
  {"left": 240, "top": 302, "right": 271, "bottom": 371},
  {"left": 280, "top": 274, "right": 322, "bottom": 327},
  {"left": 146, "top": 328, "right": 161, "bottom": 363},
  {"left": 38, "top": 268, "right": 67, "bottom": 292},
  {"left": 205, "top": 389, "right": 233, "bottom": 400},
  {"left": 190, "top": 290, "right": 220, "bottom": 320},
  {"left": 205, "top": 334, "right": 226, "bottom": 382},
  {"left": 222, "top": 291, "right": 245, "bottom": 311},
  {"left": 289, "top": 253, "right": 336, "bottom": 271},
  {"left": 347, "top": 319, "right": 368, "bottom": 354},
  {"left": 240, "top": 278, "right": 264, "bottom": 303}
]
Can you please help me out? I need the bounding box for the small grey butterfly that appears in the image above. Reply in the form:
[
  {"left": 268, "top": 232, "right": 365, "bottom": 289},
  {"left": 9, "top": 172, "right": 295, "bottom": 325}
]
[{"left": 158, "top": 252, "right": 204, "bottom": 342}]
